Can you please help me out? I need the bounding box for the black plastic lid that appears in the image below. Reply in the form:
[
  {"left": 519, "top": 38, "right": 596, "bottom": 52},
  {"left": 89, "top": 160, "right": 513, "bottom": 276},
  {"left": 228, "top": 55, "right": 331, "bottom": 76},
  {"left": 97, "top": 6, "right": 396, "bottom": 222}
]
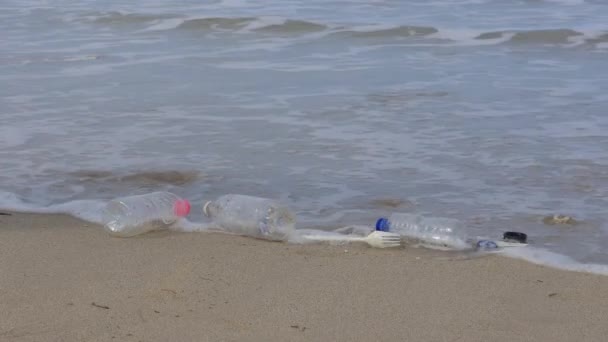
[{"left": 503, "top": 231, "right": 527, "bottom": 243}]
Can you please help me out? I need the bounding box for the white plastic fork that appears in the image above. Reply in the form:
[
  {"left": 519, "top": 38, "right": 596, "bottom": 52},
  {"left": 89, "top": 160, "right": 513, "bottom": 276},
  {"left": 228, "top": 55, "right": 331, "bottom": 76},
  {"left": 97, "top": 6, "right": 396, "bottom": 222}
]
[
  {"left": 494, "top": 240, "right": 528, "bottom": 248},
  {"left": 302, "top": 230, "right": 401, "bottom": 248}
]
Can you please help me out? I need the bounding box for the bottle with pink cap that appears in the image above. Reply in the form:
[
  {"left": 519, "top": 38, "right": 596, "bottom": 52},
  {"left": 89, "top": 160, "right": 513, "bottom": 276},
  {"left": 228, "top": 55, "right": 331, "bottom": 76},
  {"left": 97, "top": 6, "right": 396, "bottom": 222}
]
[{"left": 103, "top": 191, "right": 191, "bottom": 237}]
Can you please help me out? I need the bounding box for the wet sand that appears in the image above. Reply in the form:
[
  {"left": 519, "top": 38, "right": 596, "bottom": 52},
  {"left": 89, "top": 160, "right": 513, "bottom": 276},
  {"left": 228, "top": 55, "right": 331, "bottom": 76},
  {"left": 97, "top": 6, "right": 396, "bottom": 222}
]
[{"left": 1, "top": 211, "right": 607, "bottom": 341}]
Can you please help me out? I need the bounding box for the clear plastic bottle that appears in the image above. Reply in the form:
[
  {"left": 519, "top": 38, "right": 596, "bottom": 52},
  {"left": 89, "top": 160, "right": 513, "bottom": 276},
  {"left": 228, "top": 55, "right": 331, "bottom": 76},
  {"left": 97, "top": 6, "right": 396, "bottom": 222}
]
[
  {"left": 103, "top": 191, "right": 191, "bottom": 237},
  {"left": 203, "top": 194, "right": 296, "bottom": 241},
  {"left": 375, "top": 213, "right": 469, "bottom": 249}
]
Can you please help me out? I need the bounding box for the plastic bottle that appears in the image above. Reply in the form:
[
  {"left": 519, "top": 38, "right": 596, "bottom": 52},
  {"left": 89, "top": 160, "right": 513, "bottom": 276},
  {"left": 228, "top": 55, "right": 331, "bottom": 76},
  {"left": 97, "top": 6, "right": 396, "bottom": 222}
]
[
  {"left": 103, "top": 191, "right": 191, "bottom": 237},
  {"left": 203, "top": 194, "right": 296, "bottom": 241},
  {"left": 375, "top": 213, "right": 469, "bottom": 249}
]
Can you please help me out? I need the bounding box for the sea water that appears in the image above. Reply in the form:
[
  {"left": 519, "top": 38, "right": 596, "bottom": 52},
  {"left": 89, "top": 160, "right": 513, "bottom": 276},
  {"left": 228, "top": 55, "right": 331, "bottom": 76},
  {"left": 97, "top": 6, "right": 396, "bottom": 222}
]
[{"left": 2, "top": 0, "right": 608, "bottom": 274}]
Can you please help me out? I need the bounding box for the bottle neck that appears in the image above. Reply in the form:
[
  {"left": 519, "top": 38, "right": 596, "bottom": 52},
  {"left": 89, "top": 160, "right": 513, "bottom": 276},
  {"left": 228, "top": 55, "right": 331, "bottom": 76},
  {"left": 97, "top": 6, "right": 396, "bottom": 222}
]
[{"left": 203, "top": 201, "right": 212, "bottom": 217}]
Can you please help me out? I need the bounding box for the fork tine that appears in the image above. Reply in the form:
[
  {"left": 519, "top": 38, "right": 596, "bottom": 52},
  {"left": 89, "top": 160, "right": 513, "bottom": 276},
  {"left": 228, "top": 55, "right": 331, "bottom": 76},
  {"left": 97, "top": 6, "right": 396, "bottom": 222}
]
[
  {"left": 383, "top": 241, "right": 400, "bottom": 245},
  {"left": 365, "top": 231, "right": 401, "bottom": 248}
]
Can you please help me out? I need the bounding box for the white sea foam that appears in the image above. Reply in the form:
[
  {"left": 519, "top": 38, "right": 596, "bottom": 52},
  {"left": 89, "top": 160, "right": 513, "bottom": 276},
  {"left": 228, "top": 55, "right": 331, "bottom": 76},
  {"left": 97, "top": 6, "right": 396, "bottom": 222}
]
[
  {"left": 2, "top": 190, "right": 608, "bottom": 276},
  {"left": 429, "top": 28, "right": 515, "bottom": 46},
  {"left": 238, "top": 16, "right": 287, "bottom": 32},
  {"left": 502, "top": 247, "right": 608, "bottom": 276},
  {"left": 141, "top": 17, "right": 186, "bottom": 32},
  {"left": 0, "top": 191, "right": 106, "bottom": 224}
]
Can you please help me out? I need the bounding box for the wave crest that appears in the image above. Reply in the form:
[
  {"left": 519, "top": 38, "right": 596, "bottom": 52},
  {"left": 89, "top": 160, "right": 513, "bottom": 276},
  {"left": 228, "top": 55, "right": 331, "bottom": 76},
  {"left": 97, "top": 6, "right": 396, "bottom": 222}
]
[
  {"left": 89, "top": 11, "right": 179, "bottom": 25},
  {"left": 82, "top": 12, "right": 608, "bottom": 48},
  {"left": 476, "top": 29, "right": 584, "bottom": 44}
]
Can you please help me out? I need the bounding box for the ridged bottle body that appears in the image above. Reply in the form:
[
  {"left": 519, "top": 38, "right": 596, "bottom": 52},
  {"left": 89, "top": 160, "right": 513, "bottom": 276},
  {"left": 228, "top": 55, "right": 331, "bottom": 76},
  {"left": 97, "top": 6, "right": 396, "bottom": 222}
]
[
  {"left": 376, "top": 213, "right": 468, "bottom": 249},
  {"left": 204, "top": 194, "right": 296, "bottom": 241},
  {"left": 103, "top": 191, "right": 190, "bottom": 237}
]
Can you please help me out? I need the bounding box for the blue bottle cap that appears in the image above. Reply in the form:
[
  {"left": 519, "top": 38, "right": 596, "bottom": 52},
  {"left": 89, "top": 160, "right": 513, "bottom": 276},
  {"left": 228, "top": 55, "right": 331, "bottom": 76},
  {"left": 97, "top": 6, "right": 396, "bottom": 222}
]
[
  {"left": 375, "top": 218, "right": 390, "bottom": 232},
  {"left": 476, "top": 240, "right": 498, "bottom": 249}
]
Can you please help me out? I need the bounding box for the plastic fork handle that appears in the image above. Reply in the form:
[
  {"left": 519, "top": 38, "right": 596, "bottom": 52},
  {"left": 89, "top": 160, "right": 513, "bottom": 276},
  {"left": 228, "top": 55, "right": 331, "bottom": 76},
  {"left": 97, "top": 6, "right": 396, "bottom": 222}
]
[{"left": 301, "top": 234, "right": 364, "bottom": 243}]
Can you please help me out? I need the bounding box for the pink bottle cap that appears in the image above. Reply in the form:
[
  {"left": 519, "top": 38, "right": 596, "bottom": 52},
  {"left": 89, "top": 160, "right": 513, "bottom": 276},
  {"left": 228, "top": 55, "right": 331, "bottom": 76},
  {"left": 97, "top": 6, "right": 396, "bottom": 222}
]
[{"left": 174, "top": 199, "right": 191, "bottom": 217}]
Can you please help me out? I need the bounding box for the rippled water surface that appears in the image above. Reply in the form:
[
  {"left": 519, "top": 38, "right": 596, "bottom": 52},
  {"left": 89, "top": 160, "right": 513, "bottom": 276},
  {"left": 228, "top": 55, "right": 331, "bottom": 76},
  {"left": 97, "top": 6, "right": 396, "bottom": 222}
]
[{"left": 1, "top": 0, "right": 608, "bottom": 265}]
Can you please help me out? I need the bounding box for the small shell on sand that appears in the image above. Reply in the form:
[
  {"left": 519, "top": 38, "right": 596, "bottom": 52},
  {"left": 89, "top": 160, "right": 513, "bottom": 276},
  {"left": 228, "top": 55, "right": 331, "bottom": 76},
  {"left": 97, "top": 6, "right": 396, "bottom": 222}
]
[{"left": 542, "top": 214, "right": 578, "bottom": 225}]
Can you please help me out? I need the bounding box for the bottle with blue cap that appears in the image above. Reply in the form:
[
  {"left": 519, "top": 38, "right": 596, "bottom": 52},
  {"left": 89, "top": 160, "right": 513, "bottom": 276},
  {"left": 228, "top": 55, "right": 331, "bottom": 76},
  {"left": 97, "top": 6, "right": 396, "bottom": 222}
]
[{"left": 375, "top": 213, "right": 470, "bottom": 249}]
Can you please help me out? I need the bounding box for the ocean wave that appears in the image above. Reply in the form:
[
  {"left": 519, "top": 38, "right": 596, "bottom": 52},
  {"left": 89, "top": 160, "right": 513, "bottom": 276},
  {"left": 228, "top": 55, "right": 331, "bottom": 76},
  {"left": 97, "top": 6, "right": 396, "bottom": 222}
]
[
  {"left": 177, "top": 16, "right": 328, "bottom": 33},
  {"left": 176, "top": 17, "right": 254, "bottom": 30},
  {"left": 81, "top": 12, "right": 608, "bottom": 48},
  {"left": 175, "top": 19, "right": 438, "bottom": 38},
  {"left": 330, "top": 25, "right": 438, "bottom": 39},
  {"left": 435, "top": 28, "right": 608, "bottom": 47},
  {"left": 86, "top": 13, "right": 331, "bottom": 35},
  {"left": 586, "top": 32, "right": 608, "bottom": 44},
  {"left": 86, "top": 11, "right": 180, "bottom": 25},
  {"left": 476, "top": 29, "right": 583, "bottom": 44}
]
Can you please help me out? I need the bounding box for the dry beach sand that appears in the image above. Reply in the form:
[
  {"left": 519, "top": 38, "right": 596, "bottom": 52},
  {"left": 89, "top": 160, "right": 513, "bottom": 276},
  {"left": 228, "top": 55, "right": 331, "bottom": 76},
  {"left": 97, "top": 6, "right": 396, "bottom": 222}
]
[{"left": 1, "top": 211, "right": 607, "bottom": 342}]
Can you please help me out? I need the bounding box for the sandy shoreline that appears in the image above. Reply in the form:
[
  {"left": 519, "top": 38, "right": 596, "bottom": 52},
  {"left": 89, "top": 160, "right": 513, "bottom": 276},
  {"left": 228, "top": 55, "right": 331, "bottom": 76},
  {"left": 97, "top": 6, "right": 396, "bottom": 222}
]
[{"left": 1, "top": 211, "right": 607, "bottom": 342}]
